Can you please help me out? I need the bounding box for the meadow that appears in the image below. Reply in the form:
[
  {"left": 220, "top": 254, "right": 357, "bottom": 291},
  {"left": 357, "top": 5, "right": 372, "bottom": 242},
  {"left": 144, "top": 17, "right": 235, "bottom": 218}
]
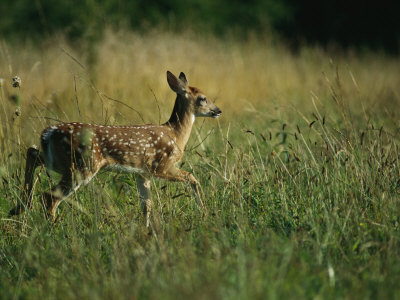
[{"left": 0, "top": 30, "right": 400, "bottom": 299}]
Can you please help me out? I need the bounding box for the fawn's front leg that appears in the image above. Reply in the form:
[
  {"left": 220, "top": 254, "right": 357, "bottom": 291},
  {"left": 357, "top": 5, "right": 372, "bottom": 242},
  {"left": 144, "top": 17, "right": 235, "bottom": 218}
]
[
  {"left": 137, "top": 175, "right": 152, "bottom": 227},
  {"left": 156, "top": 167, "right": 205, "bottom": 210}
]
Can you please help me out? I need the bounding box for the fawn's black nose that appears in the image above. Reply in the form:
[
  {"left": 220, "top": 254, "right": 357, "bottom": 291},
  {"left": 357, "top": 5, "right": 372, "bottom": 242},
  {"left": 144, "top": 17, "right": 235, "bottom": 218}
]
[{"left": 212, "top": 107, "right": 222, "bottom": 118}]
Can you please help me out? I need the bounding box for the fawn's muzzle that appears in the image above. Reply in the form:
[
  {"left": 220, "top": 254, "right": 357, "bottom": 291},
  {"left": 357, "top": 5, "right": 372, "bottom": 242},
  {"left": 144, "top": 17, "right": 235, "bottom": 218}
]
[{"left": 211, "top": 107, "right": 222, "bottom": 118}]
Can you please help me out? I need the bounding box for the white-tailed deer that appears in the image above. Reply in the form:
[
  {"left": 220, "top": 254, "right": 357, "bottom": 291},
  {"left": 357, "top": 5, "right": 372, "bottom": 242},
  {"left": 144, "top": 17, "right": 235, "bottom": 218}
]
[{"left": 9, "top": 71, "right": 221, "bottom": 226}]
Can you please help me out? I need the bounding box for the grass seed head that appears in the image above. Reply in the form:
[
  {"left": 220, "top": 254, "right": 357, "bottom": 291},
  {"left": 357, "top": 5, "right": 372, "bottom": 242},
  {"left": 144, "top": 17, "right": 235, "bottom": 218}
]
[
  {"left": 12, "top": 76, "right": 21, "bottom": 88},
  {"left": 14, "top": 106, "right": 21, "bottom": 117}
]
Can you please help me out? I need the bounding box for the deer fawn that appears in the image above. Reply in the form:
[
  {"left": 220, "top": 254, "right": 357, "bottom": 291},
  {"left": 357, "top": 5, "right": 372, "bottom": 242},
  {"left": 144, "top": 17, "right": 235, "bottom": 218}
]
[{"left": 9, "top": 71, "right": 221, "bottom": 226}]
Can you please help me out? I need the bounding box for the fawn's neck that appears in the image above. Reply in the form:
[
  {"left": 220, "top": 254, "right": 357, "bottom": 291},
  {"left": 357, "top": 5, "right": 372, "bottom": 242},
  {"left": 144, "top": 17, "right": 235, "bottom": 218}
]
[{"left": 166, "top": 95, "right": 195, "bottom": 149}]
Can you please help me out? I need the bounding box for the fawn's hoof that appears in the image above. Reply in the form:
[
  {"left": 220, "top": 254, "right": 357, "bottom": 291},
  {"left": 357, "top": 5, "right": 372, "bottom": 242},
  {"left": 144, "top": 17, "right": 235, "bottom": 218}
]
[
  {"left": 41, "top": 193, "right": 57, "bottom": 222},
  {"left": 8, "top": 204, "right": 24, "bottom": 217}
]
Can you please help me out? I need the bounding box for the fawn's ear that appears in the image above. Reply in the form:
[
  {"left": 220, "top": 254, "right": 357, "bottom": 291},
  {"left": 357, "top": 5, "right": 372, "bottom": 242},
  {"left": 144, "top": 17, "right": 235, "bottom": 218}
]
[
  {"left": 179, "top": 72, "right": 188, "bottom": 86},
  {"left": 167, "top": 71, "right": 187, "bottom": 95}
]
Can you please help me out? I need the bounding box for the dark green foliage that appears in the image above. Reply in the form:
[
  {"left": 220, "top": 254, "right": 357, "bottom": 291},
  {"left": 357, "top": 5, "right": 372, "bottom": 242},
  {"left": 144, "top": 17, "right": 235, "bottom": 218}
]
[
  {"left": 281, "top": 0, "right": 400, "bottom": 52},
  {"left": 0, "top": 0, "right": 289, "bottom": 42},
  {"left": 1, "top": 0, "right": 399, "bottom": 51}
]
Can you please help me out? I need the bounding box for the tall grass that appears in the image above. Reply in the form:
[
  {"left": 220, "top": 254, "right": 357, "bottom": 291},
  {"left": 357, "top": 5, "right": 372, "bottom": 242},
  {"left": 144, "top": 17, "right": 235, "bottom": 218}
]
[{"left": 0, "top": 31, "right": 399, "bottom": 299}]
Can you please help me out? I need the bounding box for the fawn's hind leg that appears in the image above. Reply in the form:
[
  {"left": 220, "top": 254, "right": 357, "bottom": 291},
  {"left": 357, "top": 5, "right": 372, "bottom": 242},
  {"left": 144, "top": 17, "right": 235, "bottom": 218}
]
[
  {"left": 9, "top": 146, "right": 44, "bottom": 216},
  {"left": 43, "top": 168, "right": 99, "bottom": 221},
  {"left": 43, "top": 172, "right": 77, "bottom": 221},
  {"left": 137, "top": 175, "right": 152, "bottom": 227}
]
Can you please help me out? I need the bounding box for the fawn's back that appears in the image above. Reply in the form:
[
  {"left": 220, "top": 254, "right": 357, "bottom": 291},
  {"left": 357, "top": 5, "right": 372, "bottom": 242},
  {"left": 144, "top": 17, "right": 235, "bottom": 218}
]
[{"left": 41, "top": 122, "right": 180, "bottom": 176}]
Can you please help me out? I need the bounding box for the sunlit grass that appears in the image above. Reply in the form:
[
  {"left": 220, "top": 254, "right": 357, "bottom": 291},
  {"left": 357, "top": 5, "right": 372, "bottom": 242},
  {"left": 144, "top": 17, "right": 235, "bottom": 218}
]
[{"left": 0, "top": 30, "right": 399, "bottom": 299}]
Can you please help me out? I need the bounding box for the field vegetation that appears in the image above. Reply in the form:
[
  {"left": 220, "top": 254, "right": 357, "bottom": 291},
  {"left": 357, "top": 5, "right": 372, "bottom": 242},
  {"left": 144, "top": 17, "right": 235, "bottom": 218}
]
[{"left": 0, "top": 30, "right": 400, "bottom": 299}]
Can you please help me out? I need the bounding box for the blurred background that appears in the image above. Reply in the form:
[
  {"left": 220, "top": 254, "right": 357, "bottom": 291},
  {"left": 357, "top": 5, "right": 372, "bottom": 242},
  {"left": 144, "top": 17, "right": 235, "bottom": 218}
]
[{"left": 0, "top": 0, "right": 399, "bottom": 52}]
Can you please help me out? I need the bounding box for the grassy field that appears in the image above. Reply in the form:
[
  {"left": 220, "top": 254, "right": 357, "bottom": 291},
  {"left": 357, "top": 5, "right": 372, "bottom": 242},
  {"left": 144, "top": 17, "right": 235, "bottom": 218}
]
[{"left": 0, "top": 31, "right": 400, "bottom": 299}]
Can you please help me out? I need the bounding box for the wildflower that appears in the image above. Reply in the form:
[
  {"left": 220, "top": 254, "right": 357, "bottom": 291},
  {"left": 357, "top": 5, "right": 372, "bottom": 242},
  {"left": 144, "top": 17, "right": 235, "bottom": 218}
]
[
  {"left": 15, "top": 106, "right": 21, "bottom": 117},
  {"left": 12, "top": 76, "right": 21, "bottom": 88}
]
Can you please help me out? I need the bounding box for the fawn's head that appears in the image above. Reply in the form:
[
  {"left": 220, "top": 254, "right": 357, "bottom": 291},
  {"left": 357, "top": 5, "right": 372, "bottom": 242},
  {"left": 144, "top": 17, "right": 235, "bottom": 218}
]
[{"left": 167, "top": 71, "right": 221, "bottom": 119}]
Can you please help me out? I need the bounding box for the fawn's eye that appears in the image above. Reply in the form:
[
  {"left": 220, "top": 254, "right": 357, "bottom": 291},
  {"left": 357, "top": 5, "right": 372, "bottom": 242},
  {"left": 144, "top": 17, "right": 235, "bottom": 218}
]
[{"left": 198, "top": 96, "right": 207, "bottom": 104}]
